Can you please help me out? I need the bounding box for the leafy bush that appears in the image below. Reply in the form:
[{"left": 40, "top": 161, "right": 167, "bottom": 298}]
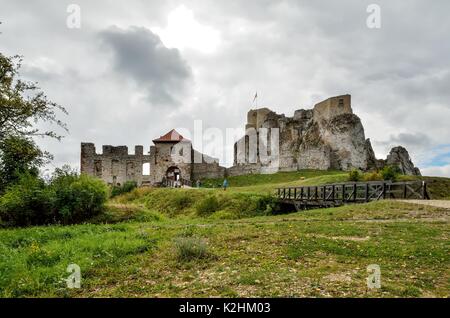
[
  {"left": 111, "top": 181, "right": 138, "bottom": 198},
  {"left": 348, "top": 169, "right": 362, "bottom": 182},
  {"left": 381, "top": 165, "right": 402, "bottom": 182},
  {"left": 0, "top": 136, "right": 53, "bottom": 196},
  {"left": 0, "top": 169, "right": 108, "bottom": 227},
  {"left": 254, "top": 195, "right": 279, "bottom": 215},
  {"left": 364, "top": 171, "right": 383, "bottom": 181},
  {"left": 172, "top": 192, "right": 193, "bottom": 210},
  {"left": 220, "top": 193, "right": 278, "bottom": 218},
  {"left": 174, "top": 237, "right": 212, "bottom": 262},
  {"left": 195, "top": 195, "right": 219, "bottom": 216},
  {"left": 0, "top": 173, "right": 54, "bottom": 227},
  {"left": 51, "top": 173, "right": 108, "bottom": 224}
]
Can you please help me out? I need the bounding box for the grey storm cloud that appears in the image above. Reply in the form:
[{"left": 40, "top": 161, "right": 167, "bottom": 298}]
[
  {"left": 99, "top": 26, "right": 192, "bottom": 106},
  {"left": 0, "top": 0, "right": 449, "bottom": 176},
  {"left": 388, "top": 133, "right": 432, "bottom": 148},
  {"left": 374, "top": 132, "right": 433, "bottom": 153}
]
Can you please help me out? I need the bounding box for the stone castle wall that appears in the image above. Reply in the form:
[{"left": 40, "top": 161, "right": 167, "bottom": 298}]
[
  {"left": 81, "top": 140, "right": 226, "bottom": 186},
  {"left": 81, "top": 94, "right": 421, "bottom": 185},
  {"left": 80, "top": 143, "right": 151, "bottom": 186}
]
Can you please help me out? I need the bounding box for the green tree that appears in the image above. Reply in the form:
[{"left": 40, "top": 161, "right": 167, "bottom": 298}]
[
  {"left": 348, "top": 169, "right": 362, "bottom": 182},
  {"left": 0, "top": 51, "right": 67, "bottom": 191},
  {"left": 0, "top": 136, "right": 50, "bottom": 193},
  {"left": 0, "top": 53, "right": 67, "bottom": 140},
  {"left": 381, "top": 165, "right": 402, "bottom": 182}
]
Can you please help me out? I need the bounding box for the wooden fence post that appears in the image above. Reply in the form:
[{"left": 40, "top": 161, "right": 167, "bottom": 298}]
[{"left": 365, "top": 183, "right": 369, "bottom": 202}]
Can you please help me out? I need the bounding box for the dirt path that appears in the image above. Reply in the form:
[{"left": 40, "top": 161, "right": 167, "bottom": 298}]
[{"left": 398, "top": 200, "right": 450, "bottom": 209}]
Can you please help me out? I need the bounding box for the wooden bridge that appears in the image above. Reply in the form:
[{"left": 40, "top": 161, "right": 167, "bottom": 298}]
[{"left": 276, "top": 181, "right": 430, "bottom": 210}]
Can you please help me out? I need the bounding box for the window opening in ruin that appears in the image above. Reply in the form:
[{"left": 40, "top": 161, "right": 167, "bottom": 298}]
[
  {"left": 94, "top": 160, "right": 102, "bottom": 177},
  {"left": 338, "top": 99, "right": 344, "bottom": 106},
  {"left": 142, "top": 163, "right": 150, "bottom": 176}
]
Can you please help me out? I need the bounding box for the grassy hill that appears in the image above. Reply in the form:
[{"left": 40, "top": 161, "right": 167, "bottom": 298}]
[
  {"left": 0, "top": 170, "right": 449, "bottom": 298},
  {"left": 201, "top": 170, "right": 347, "bottom": 188}
]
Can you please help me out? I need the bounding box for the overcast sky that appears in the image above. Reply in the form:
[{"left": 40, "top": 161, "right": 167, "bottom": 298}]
[{"left": 0, "top": 0, "right": 449, "bottom": 176}]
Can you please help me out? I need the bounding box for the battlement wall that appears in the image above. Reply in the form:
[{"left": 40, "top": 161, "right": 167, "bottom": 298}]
[{"left": 80, "top": 143, "right": 151, "bottom": 186}]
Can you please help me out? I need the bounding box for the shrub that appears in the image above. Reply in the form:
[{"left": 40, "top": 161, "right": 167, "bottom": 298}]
[
  {"left": 225, "top": 194, "right": 278, "bottom": 218},
  {"left": 174, "top": 237, "right": 212, "bottom": 262},
  {"left": 364, "top": 171, "right": 383, "bottom": 181},
  {"left": 195, "top": 195, "right": 219, "bottom": 216},
  {"left": 348, "top": 169, "right": 362, "bottom": 182},
  {"left": 256, "top": 195, "right": 279, "bottom": 215},
  {"left": 111, "top": 181, "right": 138, "bottom": 198},
  {"left": 172, "top": 192, "right": 193, "bottom": 210},
  {"left": 381, "top": 165, "right": 402, "bottom": 182},
  {"left": 0, "top": 170, "right": 108, "bottom": 227},
  {"left": 0, "top": 173, "right": 54, "bottom": 227},
  {"left": 51, "top": 173, "right": 108, "bottom": 224}
]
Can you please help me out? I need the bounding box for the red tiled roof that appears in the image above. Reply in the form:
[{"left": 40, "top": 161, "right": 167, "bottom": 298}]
[{"left": 152, "top": 129, "right": 190, "bottom": 143}]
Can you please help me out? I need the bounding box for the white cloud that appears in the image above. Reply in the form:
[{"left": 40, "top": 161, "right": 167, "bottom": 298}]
[
  {"left": 421, "top": 165, "right": 450, "bottom": 178},
  {"left": 152, "top": 5, "right": 221, "bottom": 54}
]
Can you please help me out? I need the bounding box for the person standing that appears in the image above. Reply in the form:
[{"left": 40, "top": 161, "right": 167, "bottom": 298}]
[{"left": 223, "top": 178, "right": 229, "bottom": 191}]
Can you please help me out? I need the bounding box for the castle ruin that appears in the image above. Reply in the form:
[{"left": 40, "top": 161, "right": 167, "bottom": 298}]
[
  {"left": 80, "top": 94, "right": 420, "bottom": 186},
  {"left": 81, "top": 129, "right": 225, "bottom": 186}
]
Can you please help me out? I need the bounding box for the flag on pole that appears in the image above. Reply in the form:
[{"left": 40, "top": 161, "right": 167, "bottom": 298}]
[{"left": 253, "top": 92, "right": 258, "bottom": 103}]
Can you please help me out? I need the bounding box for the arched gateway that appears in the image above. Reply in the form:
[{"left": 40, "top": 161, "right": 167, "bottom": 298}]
[{"left": 166, "top": 166, "right": 181, "bottom": 182}]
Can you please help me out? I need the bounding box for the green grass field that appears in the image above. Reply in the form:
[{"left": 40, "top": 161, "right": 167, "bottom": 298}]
[{"left": 0, "top": 170, "right": 449, "bottom": 298}]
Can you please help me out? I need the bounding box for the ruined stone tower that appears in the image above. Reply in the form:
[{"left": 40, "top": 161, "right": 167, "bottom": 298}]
[{"left": 228, "top": 94, "right": 420, "bottom": 176}]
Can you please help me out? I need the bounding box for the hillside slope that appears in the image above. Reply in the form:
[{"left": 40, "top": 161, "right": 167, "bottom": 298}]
[
  {"left": 0, "top": 200, "right": 448, "bottom": 297},
  {"left": 0, "top": 170, "right": 449, "bottom": 298}
]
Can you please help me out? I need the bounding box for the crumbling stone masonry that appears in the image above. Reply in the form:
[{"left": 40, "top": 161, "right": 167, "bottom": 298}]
[
  {"left": 81, "top": 129, "right": 225, "bottom": 186},
  {"left": 81, "top": 94, "right": 421, "bottom": 186},
  {"left": 228, "top": 94, "right": 421, "bottom": 176},
  {"left": 81, "top": 143, "right": 151, "bottom": 186}
]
